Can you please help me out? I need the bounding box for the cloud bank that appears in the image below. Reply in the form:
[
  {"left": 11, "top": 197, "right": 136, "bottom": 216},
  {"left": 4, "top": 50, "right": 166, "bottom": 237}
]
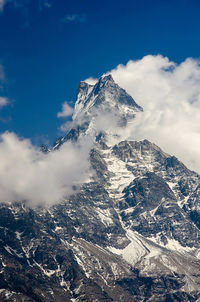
[
  {"left": 0, "top": 132, "right": 92, "bottom": 206},
  {"left": 101, "top": 55, "right": 200, "bottom": 173}
]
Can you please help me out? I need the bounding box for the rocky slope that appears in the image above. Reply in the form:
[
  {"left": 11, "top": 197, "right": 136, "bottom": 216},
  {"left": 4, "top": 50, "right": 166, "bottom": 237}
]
[{"left": 0, "top": 75, "right": 200, "bottom": 301}]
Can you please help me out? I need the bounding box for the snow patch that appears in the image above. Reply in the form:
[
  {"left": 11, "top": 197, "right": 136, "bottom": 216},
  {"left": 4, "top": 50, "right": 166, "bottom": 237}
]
[
  {"left": 97, "top": 208, "right": 113, "bottom": 226},
  {"left": 108, "top": 230, "right": 147, "bottom": 266},
  {"left": 102, "top": 149, "right": 134, "bottom": 200}
]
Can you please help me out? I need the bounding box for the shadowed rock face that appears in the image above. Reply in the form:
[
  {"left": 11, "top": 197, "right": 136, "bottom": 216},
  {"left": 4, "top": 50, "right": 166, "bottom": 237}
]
[{"left": 1, "top": 76, "right": 200, "bottom": 301}]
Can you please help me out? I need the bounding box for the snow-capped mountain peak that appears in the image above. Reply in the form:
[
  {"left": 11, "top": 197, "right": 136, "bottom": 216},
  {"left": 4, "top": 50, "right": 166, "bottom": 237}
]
[
  {"left": 73, "top": 74, "right": 142, "bottom": 121},
  {"left": 54, "top": 74, "right": 144, "bottom": 149}
]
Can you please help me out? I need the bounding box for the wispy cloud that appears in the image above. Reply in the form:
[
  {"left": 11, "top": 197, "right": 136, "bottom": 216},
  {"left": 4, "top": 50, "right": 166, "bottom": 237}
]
[
  {"left": 0, "top": 67, "right": 4, "bottom": 81},
  {"left": 0, "top": 96, "right": 11, "bottom": 123},
  {"left": 61, "top": 14, "right": 86, "bottom": 24},
  {"left": 0, "top": 96, "right": 9, "bottom": 108},
  {"left": 0, "top": 64, "right": 5, "bottom": 85},
  {"left": 43, "top": 0, "right": 52, "bottom": 8},
  {"left": 39, "top": 0, "right": 52, "bottom": 11},
  {"left": 0, "top": 65, "right": 10, "bottom": 111},
  {"left": 0, "top": 0, "right": 52, "bottom": 14},
  {"left": 0, "top": 0, "right": 7, "bottom": 12},
  {"left": 57, "top": 101, "right": 74, "bottom": 118}
]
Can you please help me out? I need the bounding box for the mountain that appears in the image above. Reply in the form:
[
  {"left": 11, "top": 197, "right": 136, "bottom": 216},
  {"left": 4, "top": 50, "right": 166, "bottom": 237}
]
[{"left": 1, "top": 75, "right": 200, "bottom": 301}]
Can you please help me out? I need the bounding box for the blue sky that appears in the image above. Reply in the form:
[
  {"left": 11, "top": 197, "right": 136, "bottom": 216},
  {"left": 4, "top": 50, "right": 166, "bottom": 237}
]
[{"left": 0, "top": 0, "right": 200, "bottom": 145}]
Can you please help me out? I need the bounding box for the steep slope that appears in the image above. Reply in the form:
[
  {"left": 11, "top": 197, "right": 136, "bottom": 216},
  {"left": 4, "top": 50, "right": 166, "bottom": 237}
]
[{"left": 0, "top": 75, "right": 200, "bottom": 301}]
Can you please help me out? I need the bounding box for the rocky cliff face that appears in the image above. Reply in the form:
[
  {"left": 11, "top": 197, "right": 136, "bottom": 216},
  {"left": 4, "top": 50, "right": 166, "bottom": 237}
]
[{"left": 1, "top": 75, "right": 200, "bottom": 301}]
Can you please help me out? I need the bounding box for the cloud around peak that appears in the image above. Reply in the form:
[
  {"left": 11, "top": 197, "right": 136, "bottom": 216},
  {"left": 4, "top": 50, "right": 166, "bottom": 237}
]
[{"left": 106, "top": 55, "right": 200, "bottom": 172}]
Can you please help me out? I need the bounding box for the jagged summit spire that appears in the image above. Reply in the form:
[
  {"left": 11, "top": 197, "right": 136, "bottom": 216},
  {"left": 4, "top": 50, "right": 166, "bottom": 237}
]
[
  {"left": 77, "top": 74, "right": 114, "bottom": 97},
  {"left": 73, "top": 73, "right": 143, "bottom": 120}
]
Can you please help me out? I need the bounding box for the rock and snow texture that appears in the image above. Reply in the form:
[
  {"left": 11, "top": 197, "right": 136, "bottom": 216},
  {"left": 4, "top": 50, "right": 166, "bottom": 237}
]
[
  {"left": 73, "top": 74, "right": 142, "bottom": 121},
  {"left": 1, "top": 75, "right": 200, "bottom": 301}
]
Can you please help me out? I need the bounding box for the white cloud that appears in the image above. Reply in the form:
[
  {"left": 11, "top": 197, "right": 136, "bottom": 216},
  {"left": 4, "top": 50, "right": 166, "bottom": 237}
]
[
  {"left": 57, "top": 101, "right": 74, "bottom": 118},
  {"left": 0, "top": 97, "right": 9, "bottom": 108},
  {"left": 105, "top": 55, "right": 200, "bottom": 172},
  {"left": 0, "top": 132, "right": 92, "bottom": 206}
]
